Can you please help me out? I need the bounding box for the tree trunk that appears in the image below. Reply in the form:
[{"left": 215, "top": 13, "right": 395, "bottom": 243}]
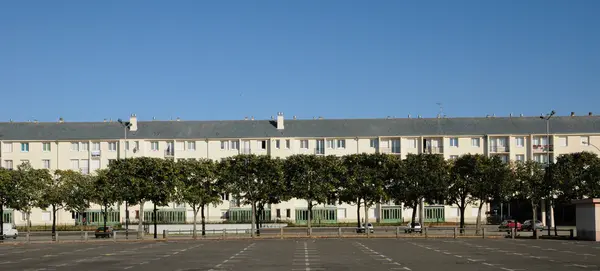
[
  {"left": 138, "top": 201, "right": 144, "bottom": 239},
  {"left": 459, "top": 205, "right": 466, "bottom": 234},
  {"left": 201, "top": 204, "right": 206, "bottom": 237},
  {"left": 52, "top": 205, "right": 57, "bottom": 241},
  {"left": 80, "top": 211, "right": 84, "bottom": 239},
  {"left": 153, "top": 203, "right": 157, "bottom": 239},
  {"left": 307, "top": 199, "right": 312, "bottom": 236},
  {"left": 255, "top": 203, "right": 263, "bottom": 236},
  {"left": 532, "top": 202, "right": 538, "bottom": 239},
  {"left": 26, "top": 212, "right": 31, "bottom": 235},
  {"left": 250, "top": 200, "right": 256, "bottom": 238},
  {"left": 411, "top": 203, "right": 418, "bottom": 229},
  {"left": 192, "top": 205, "right": 198, "bottom": 239},
  {"left": 364, "top": 203, "right": 370, "bottom": 237},
  {"left": 356, "top": 198, "right": 361, "bottom": 228},
  {"left": 475, "top": 200, "right": 484, "bottom": 235},
  {"left": 0, "top": 204, "right": 4, "bottom": 241},
  {"left": 103, "top": 205, "right": 108, "bottom": 234}
]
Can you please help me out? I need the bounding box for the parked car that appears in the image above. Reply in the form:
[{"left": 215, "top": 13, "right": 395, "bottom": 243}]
[
  {"left": 405, "top": 222, "right": 422, "bottom": 233},
  {"left": 356, "top": 223, "right": 374, "bottom": 234},
  {"left": 95, "top": 226, "right": 114, "bottom": 238},
  {"left": 498, "top": 219, "right": 522, "bottom": 232},
  {"left": 2, "top": 223, "right": 18, "bottom": 239},
  {"left": 522, "top": 220, "right": 543, "bottom": 231}
]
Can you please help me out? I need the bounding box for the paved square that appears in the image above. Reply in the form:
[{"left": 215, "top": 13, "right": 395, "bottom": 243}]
[{"left": 1, "top": 238, "right": 599, "bottom": 270}]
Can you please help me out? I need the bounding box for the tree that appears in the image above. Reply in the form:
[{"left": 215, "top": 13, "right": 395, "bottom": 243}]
[
  {"left": 40, "top": 169, "right": 71, "bottom": 240},
  {"left": 252, "top": 156, "right": 288, "bottom": 235},
  {"left": 397, "top": 154, "right": 449, "bottom": 230},
  {"left": 10, "top": 163, "right": 46, "bottom": 236},
  {"left": 554, "top": 152, "right": 600, "bottom": 200},
  {"left": 286, "top": 155, "right": 341, "bottom": 234},
  {"left": 63, "top": 172, "right": 94, "bottom": 234},
  {"left": 514, "top": 160, "right": 547, "bottom": 238},
  {"left": 471, "top": 156, "right": 512, "bottom": 234},
  {"left": 175, "top": 159, "right": 221, "bottom": 238},
  {"left": 341, "top": 153, "right": 392, "bottom": 235},
  {"left": 0, "top": 167, "right": 14, "bottom": 241},
  {"left": 92, "top": 169, "right": 120, "bottom": 235}
]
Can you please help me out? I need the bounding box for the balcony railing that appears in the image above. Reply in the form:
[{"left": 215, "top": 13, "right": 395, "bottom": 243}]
[
  {"left": 315, "top": 148, "right": 325, "bottom": 155},
  {"left": 533, "top": 144, "right": 554, "bottom": 152},
  {"left": 380, "top": 147, "right": 401, "bottom": 154},
  {"left": 424, "top": 146, "right": 443, "bottom": 154},
  {"left": 91, "top": 150, "right": 101, "bottom": 159},
  {"left": 489, "top": 146, "right": 509, "bottom": 153},
  {"left": 164, "top": 149, "right": 175, "bottom": 157}
]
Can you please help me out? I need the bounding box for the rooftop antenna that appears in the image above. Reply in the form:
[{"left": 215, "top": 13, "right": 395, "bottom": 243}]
[{"left": 436, "top": 102, "right": 444, "bottom": 118}]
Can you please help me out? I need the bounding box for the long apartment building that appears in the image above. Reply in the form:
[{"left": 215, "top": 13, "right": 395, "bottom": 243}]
[{"left": 1, "top": 112, "right": 600, "bottom": 227}]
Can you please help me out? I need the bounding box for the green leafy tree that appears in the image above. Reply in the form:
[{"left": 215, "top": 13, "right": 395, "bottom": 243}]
[
  {"left": 252, "top": 156, "right": 288, "bottom": 234},
  {"left": 513, "top": 160, "right": 548, "bottom": 238},
  {"left": 554, "top": 152, "right": 600, "bottom": 200},
  {"left": 63, "top": 173, "right": 94, "bottom": 234},
  {"left": 471, "top": 156, "right": 513, "bottom": 234},
  {"left": 11, "top": 163, "right": 46, "bottom": 235},
  {"left": 285, "top": 155, "right": 341, "bottom": 233},
  {"left": 92, "top": 169, "right": 120, "bottom": 234},
  {"left": 341, "top": 153, "right": 392, "bottom": 235},
  {"left": 175, "top": 159, "right": 221, "bottom": 238},
  {"left": 40, "top": 169, "right": 72, "bottom": 240},
  {"left": 448, "top": 154, "right": 487, "bottom": 232},
  {"left": 397, "top": 154, "right": 449, "bottom": 230},
  {"left": 0, "top": 167, "right": 14, "bottom": 241}
]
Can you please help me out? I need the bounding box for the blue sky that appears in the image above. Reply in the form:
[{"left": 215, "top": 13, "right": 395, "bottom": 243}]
[{"left": 1, "top": 0, "right": 598, "bottom": 122}]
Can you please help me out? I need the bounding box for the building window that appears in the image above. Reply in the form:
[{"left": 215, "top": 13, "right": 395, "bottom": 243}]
[
  {"left": 21, "top": 143, "right": 29, "bottom": 152},
  {"left": 92, "top": 142, "right": 100, "bottom": 151},
  {"left": 2, "top": 143, "right": 12, "bottom": 153},
  {"left": 220, "top": 141, "right": 229, "bottom": 150},
  {"left": 471, "top": 138, "right": 480, "bottom": 147},
  {"left": 581, "top": 136, "right": 590, "bottom": 145},
  {"left": 337, "top": 139, "right": 346, "bottom": 149},
  {"left": 108, "top": 142, "right": 117, "bottom": 151},
  {"left": 557, "top": 136, "right": 567, "bottom": 147},
  {"left": 231, "top": 141, "right": 239, "bottom": 150},
  {"left": 285, "top": 139, "right": 291, "bottom": 149},
  {"left": 187, "top": 141, "right": 196, "bottom": 151},
  {"left": 42, "top": 159, "right": 51, "bottom": 169},
  {"left": 71, "top": 142, "right": 79, "bottom": 151},
  {"left": 259, "top": 140, "right": 267, "bottom": 150},
  {"left": 4, "top": 160, "right": 13, "bottom": 169},
  {"left": 300, "top": 140, "right": 309, "bottom": 149},
  {"left": 515, "top": 155, "right": 525, "bottom": 162},
  {"left": 80, "top": 142, "right": 89, "bottom": 151},
  {"left": 286, "top": 209, "right": 291, "bottom": 218},
  {"left": 405, "top": 138, "right": 417, "bottom": 149},
  {"left": 275, "top": 140, "right": 281, "bottom": 149},
  {"left": 221, "top": 193, "right": 229, "bottom": 201},
  {"left": 43, "top": 142, "right": 51, "bottom": 152},
  {"left": 391, "top": 139, "right": 401, "bottom": 153},
  {"left": 326, "top": 139, "right": 335, "bottom": 149},
  {"left": 516, "top": 137, "right": 525, "bottom": 147},
  {"left": 125, "top": 141, "right": 130, "bottom": 151},
  {"left": 276, "top": 209, "right": 281, "bottom": 218},
  {"left": 370, "top": 139, "right": 379, "bottom": 148},
  {"left": 151, "top": 142, "right": 159, "bottom": 151},
  {"left": 449, "top": 138, "right": 459, "bottom": 147},
  {"left": 134, "top": 141, "right": 139, "bottom": 151},
  {"left": 70, "top": 159, "right": 79, "bottom": 170}
]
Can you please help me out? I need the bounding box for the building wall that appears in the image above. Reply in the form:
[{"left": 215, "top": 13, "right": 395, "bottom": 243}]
[{"left": 1, "top": 133, "right": 599, "bottom": 226}]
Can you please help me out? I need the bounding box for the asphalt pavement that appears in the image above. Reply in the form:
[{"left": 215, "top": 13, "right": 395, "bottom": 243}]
[{"left": 1, "top": 237, "right": 597, "bottom": 270}]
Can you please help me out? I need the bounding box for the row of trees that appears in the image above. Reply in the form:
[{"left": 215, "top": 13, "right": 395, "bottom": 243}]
[{"left": 1, "top": 152, "right": 599, "bottom": 239}]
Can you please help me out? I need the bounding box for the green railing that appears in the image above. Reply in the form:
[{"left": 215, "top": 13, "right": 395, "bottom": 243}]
[
  {"left": 144, "top": 209, "right": 187, "bottom": 224},
  {"left": 227, "top": 208, "right": 271, "bottom": 223},
  {"left": 77, "top": 210, "right": 120, "bottom": 226},
  {"left": 2, "top": 209, "right": 13, "bottom": 224},
  {"left": 295, "top": 208, "right": 337, "bottom": 225},
  {"left": 424, "top": 206, "right": 445, "bottom": 222},
  {"left": 381, "top": 206, "right": 403, "bottom": 223}
]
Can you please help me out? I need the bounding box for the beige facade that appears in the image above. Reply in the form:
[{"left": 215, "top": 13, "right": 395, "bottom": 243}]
[{"left": 1, "top": 114, "right": 600, "bottom": 226}]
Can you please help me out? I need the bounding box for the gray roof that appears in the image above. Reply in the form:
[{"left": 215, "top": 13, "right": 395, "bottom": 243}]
[{"left": 1, "top": 116, "right": 600, "bottom": 141}]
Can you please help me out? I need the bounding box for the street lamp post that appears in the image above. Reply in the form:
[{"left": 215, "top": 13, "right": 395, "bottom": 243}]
[
  {"left": 539, "top": 110, "right": 555, "bottom": 237},
  {"left": 118, "top": 119, "right": 132, "bottom": 239}
]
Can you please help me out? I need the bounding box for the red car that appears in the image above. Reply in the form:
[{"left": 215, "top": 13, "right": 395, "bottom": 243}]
[{"left": 498, "top": 220, "right": 522, "bottom": 232}]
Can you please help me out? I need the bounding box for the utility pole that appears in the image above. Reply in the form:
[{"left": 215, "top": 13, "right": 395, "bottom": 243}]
[
  {"left": 118, "top": 118, "right": 132, "bottom": 239},
  {"left": 539, "top": 110, "right": 555, "bottom": 237}
]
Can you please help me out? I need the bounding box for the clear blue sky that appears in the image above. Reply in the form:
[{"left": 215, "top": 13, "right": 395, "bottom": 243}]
[{"left": 1, "top": 0, "right": 598, "bottom": 122}]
